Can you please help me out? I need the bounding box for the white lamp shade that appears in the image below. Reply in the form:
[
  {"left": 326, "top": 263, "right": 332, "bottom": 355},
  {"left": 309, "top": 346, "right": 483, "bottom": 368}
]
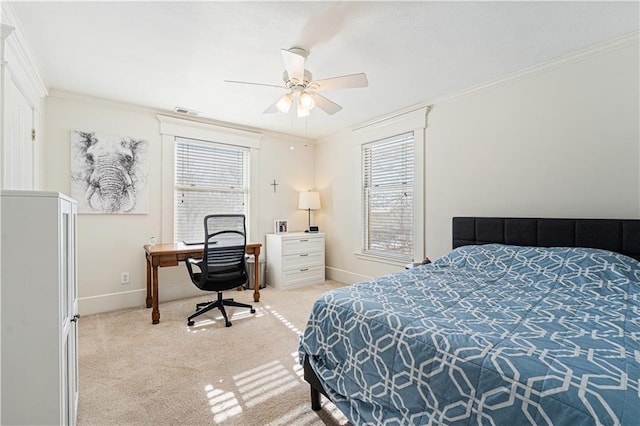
[
  {"left": 296, "top": 98, "right": 311, "bottom": 117},
  {"left": 298, "top": 191, "right": 321, "bottom": 210},
  {"left": 276, "top": 93, "right": 292, "bottom": 113},
  {"left": 299, "top": 92, "right": 315, "bottom": 110}
]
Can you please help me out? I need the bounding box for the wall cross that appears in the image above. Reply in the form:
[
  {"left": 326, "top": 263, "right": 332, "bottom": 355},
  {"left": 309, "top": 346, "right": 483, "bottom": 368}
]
[{"left": 270, "top": 179, "right": 279, "bottom": 193}]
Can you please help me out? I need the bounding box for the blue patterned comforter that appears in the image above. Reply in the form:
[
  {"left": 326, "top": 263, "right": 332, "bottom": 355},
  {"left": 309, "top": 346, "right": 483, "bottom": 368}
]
[{"left": 299, "top": 244, "right": 640, "bottom": 425}]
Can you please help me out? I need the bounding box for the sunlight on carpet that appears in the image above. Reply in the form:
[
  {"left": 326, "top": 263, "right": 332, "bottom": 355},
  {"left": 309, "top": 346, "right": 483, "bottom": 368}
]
[
  {"left": 267, "top": 305, "right": 302, "bottom": 335},
  {"left": 204, "top": 357, "right": 302, "bottom": 421},
  {"left": 205, "top": 384, "right": 242, "bottom": 422},
  {"left": 202, "top": 305, "right": 326, "bottom": 423}
]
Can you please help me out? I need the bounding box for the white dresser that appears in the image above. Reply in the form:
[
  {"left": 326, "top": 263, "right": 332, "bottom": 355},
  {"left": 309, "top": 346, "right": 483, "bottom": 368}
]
[
  {"left": 1, "top": 191, "right": 79, "bottom": 425},
  {"left": 266, "top": 232, "right": 325, "bottom": 289}
]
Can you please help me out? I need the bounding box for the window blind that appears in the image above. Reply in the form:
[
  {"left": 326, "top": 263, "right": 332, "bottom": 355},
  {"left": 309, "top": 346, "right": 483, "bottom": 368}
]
[
  {"left": 362, "top": 132, "right": 414, "bottom": 261},
  {"left": 175, "top": 138, "right": 249, "bottom": 243}
]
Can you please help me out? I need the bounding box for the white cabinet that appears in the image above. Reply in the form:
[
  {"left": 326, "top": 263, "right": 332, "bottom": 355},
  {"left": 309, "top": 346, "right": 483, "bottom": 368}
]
[
  {"left": 1, "top": 191, "right": 78, "bottom": 425},
  {"left": 266, "top": 232, "right": 325, "bottom": 289}
]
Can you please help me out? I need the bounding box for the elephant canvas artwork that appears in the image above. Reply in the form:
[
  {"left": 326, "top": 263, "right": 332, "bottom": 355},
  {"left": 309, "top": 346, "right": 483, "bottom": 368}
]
[{"left": 71, "top": 130, "right": 149, "bottom": 214}]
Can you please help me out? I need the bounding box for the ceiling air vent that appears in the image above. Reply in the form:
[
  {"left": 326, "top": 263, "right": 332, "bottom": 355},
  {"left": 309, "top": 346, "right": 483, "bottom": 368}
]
[{"left": 174, "top": 106, "right": 200, "bottom": 117}]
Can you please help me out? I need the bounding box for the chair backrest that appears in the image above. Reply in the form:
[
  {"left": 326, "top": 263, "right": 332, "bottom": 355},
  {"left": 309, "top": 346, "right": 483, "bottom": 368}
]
[{"left": 199, "top": 214, "right": 248, "bottom": 290}]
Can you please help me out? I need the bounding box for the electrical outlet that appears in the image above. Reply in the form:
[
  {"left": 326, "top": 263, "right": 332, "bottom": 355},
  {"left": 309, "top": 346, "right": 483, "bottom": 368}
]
[{"left": 120, "top": 272, "right": 130, "bottom": 285}]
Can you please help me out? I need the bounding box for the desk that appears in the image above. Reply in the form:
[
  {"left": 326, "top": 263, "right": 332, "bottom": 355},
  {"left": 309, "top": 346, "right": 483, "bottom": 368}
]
[{"left": 144, "top": 242, "right": 262, "bottom": 324}]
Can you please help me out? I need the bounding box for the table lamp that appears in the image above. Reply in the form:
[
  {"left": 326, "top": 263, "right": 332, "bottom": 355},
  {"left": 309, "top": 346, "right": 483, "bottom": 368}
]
[{"left": 298, "top": 191, "right": 321, "bottom": 232}]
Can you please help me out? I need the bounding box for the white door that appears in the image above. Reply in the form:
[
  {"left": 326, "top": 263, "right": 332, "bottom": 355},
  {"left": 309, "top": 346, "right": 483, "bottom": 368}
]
[
  {"left": 2, "top": 76, "right": 34, "bottom": 189},
  {"left": 60, "top": 198, "right": 79, "bottom": 425}
]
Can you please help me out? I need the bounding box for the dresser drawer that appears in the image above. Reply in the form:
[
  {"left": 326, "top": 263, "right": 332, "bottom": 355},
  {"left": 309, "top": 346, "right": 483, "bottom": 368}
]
[
  {"left": 282, "top": 252, "right": 323, "bottom": 270},
  {"left": 282, "top": 265, "right": 324, "bottom": 288},
  {"left": 282, "top": 237, "right": 323, "bottom": 255}
]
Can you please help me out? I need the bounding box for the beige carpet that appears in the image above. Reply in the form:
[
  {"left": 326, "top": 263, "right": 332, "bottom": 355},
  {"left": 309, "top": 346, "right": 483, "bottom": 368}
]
[{"left": 77, "top": 281, "right": 351, "bottom": 425}]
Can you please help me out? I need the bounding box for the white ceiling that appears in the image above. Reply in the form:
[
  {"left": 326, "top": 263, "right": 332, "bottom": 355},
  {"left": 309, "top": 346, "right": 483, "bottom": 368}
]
[{"left": 8, "top": 1, "right": 640, "bottom": 140}]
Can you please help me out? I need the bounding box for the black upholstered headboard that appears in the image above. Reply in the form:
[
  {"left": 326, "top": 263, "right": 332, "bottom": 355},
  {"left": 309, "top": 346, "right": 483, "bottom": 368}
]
[{"left": 452, "top": 217, "right": 640, "bottom": 262}]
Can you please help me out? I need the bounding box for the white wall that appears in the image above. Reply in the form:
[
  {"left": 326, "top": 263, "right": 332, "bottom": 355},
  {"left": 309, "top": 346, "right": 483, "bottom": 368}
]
[
  {"left": 425, "top": 41, "right": 639, "bottom": 257},
  {"left": 44, "top": 92, "right": 316, "bottom": 315},
  {"left": 317, "top": 36, "right": 640, "bottom": 283}
]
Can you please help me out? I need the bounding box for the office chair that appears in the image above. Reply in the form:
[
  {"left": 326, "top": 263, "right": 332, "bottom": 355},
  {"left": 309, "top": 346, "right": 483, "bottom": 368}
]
[{"left": 185, "top": 214, "right": 255, "bottom": 327}]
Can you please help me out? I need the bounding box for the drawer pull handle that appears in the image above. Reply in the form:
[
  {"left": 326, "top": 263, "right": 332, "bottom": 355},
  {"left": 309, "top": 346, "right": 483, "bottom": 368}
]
[
  {"left": 299, "top": 253, "right": 309, "bottom": 257},
  {"left": 300, "top": 268, "right": 309, "bottom": 272},
  {"left": 299, "top": 239, "right": 309, "bottom": 242}
]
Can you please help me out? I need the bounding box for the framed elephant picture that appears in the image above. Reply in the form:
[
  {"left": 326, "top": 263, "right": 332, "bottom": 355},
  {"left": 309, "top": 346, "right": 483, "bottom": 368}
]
[{"left": 70, "top": 130, "right": 149, "bottom": 214}]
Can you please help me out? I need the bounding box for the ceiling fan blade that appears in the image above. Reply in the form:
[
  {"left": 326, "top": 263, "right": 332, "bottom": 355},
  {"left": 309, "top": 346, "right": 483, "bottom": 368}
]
[
  {"left": 224, "top": 80, "right": 286, "bottom": 89},
  {"left": 264, "top": 93, "right": 292, "bottom": 114},
  {"left": 313, "top": 73, "right": 368, "bottom": 91},
  {"left": 309, "top": 92, "right": 343, "bottom": 115},
  {"left": 264, "top": 100, "right": 280, "bottom": 114},
  {"left": 281, "top": 48, "right": 306, "bottom": 82}
]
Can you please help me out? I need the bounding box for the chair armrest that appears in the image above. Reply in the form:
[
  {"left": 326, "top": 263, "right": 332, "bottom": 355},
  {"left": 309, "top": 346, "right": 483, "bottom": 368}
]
[{"left": 185, "top": 256, "right": 203, "bottom": 277}]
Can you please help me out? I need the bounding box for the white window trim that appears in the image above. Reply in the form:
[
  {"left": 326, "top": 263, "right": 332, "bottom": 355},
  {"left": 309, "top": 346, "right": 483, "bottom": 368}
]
[
  {"left": 158, "top": 115, "right": 262, "bottom": 243},
  {"left": 353, "top": 107, "right": 427, "bottom": 263}
]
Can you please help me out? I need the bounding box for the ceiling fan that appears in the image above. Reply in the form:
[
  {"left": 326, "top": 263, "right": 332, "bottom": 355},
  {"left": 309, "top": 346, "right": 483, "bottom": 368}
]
[{"left": 225, "top": 47, "right": 368, "bottom": 118}]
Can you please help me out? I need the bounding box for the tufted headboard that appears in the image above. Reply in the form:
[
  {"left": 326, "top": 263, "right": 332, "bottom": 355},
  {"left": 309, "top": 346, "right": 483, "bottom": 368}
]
[{"left": 452, "top": 217, "right": 640, "bottom": 262}]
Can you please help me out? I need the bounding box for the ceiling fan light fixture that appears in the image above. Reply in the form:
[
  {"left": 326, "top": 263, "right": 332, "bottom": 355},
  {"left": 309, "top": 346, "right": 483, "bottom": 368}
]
[
  {"left": 276, "top": 93, "right": 292, "bottom": 113},
  {"left": 296, "top": 98, "right": 311, "bottom": 118},
  {"left": 299, "top": 92, "right": 315, "bottom": 110}
]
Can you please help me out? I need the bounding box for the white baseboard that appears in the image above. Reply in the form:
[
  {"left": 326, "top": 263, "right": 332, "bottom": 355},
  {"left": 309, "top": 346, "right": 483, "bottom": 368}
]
[
  {"left": 78, "top": 285, "right": 204, "bottom": 316},
  {"left": 325, "top": 266, "right": 371, "bottom": 285},
  {"left": 79, "top": 289, "right": 147, "bottom": 316}
]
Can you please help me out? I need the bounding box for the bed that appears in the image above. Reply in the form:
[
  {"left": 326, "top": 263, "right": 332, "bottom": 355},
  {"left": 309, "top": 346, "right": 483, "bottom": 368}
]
[{"left": 298, "top": 217, "right": 640, "bottom": 425}]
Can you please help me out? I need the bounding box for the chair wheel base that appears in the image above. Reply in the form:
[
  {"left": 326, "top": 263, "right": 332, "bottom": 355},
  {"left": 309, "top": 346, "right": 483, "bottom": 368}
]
[{"left": 187, "top": 290, "right": 255, "bottom": 328}]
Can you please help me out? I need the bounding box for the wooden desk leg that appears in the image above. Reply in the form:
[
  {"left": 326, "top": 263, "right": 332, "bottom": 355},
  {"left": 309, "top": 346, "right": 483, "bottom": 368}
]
[
  {"left": 145, "top": 255, "right": 152, "bottom": 308},
  {"left": 253, "top": 252, "right": 260, "bottom": 302},
  {"left": 152, "top": 265, "right": 160, "bottom": 324}
]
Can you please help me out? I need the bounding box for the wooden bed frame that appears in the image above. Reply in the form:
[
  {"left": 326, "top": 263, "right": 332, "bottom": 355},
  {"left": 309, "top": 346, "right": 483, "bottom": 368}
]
[{"left": 303, "top": 216, "right": 640, "bottom": 411}]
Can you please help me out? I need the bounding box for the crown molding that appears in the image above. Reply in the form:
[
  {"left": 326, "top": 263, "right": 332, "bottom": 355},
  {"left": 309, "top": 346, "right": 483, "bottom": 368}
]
[
  {"left": 48, "top": 88, "right": 311, "bottom": 143},
  {"left": 349, "top": 30, "right": 640, "bottom": 135},
  {"left": 157, "top": 114, "right": 262, "bottom": 149},
  {"left": 1, "top": 2, "right": 48, "bottom": 101}
]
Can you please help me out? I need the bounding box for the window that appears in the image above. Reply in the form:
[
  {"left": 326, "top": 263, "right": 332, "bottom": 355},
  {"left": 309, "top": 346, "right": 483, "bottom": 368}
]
[
  {"left": 174, "top": 138, "right": 249, "bottom": 243},
  {"left": 362, "top": 132, "right": 415, "bottom": 261}
]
